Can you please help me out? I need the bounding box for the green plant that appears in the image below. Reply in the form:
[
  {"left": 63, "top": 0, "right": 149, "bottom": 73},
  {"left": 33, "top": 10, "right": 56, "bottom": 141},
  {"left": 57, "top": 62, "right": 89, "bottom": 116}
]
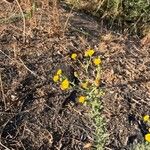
[
  {"left": 88, "top": 87, "right": 107, "bottom": 150},
  {"left": 64, "top": 0, "right": 150, "bottom": 35},
  {"left": 53, "top": 48, "right": 108, "bottom": 149},
  {"left": 132, "top": 142, "right": 150, "bottom": 150},
  {"left": 131, "top": 115, "right": 150, "bottom": 150}
]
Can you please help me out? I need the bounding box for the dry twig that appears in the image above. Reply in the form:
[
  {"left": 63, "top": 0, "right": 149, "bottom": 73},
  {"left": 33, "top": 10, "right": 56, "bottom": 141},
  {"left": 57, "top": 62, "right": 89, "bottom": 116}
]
[
  {"left": 0, "top": 73, "right": 7, "bottom": 110},
  {"left": 15, "top": 0, "right": 26, "bottom": 42}
]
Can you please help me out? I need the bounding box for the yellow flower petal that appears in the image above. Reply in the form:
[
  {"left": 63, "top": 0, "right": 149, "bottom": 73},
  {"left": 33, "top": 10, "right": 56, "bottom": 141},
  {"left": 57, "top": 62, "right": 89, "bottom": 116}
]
[
  {"left": 143, "top": 115, "right": 149, "bottom": 122},
  {"left": 78, "top": 96, "right": 86, "bottom": 103},
  {"left": 93, "top": 58, "right": 101, "bottom": 66},
  {"left": 60, "top": 79, "right": 70, "bottom": 90},
  {"left": 53, "top": 75, "right": 59, "bottom": 82},
  {"left": 85, "top": 49, "right": 95, "bottom": 57},
  {"left": 56, "top": 69, "right": 62, "bottom": 75},
  {"left": 71, "top": 53, "right": 77, "bottom": 60},
  {"left": 145, "top": 133, "right": 150, "bottom": 142}
]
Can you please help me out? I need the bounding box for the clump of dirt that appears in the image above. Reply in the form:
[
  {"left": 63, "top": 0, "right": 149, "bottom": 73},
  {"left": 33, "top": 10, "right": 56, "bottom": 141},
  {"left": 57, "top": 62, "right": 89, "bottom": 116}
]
[{"left": 0, "top": 1, "right": 150, "bottom": 150}]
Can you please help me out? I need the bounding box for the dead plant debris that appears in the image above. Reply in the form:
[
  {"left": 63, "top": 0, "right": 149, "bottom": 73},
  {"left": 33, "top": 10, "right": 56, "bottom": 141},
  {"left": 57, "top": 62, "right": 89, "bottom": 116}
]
[{"left": 0, "top": 1, "right": 150, "bottom": 150}]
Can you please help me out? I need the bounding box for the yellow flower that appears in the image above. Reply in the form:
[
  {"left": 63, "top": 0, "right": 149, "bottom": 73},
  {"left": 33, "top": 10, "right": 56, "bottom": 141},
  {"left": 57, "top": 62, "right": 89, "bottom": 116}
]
[
  {"left": 93, "top": 58, "right": 101, "bottom": 65},
  {"left": 56, "top": 69, "right": 62, "bottom": 75},
  {"left": 145, "top": 133, "right": 150, "bottom": 142},
  {"left": 143, "top": 115, "right": 149, "bottom": 122},
  {"left": 53, "top": 75, "right": 59, "bottom": 82},
  {"left": 85, "top": 49, "right": 94, "bottom": 57},
  {"left": 78, "top": 96, "right": 86, "bottom": 103},
  {"left": 71, "top": 53, "right": 77, "bottom": 60},
  {"left": 81, "top": 82, "right": 88, "bottom": 89},
  {"left": 60, "top": 79, "right": 70, "bottom": 90}
]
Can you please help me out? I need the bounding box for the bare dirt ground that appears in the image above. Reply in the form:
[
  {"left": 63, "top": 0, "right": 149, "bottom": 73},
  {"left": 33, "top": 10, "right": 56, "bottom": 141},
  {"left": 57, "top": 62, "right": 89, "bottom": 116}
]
[{"left": 0, "top": 1, "right": 150, "bottom": 150}]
